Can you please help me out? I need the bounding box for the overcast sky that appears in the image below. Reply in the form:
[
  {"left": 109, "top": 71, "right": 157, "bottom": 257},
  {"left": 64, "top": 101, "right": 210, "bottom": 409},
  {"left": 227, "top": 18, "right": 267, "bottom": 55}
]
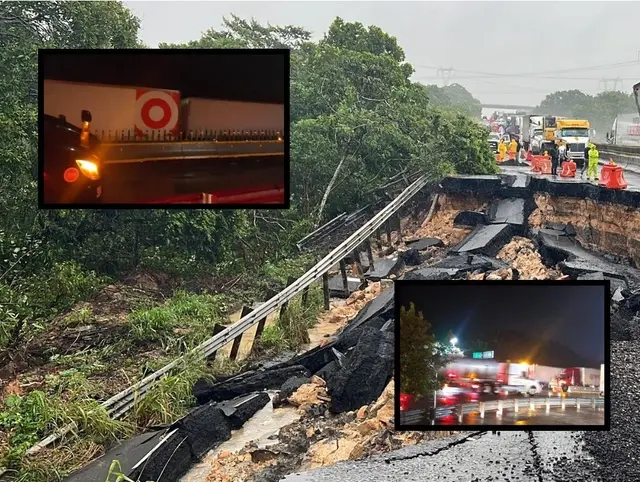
[
  {"left": 396, "top": 283, "right": 606, "bottom": 364},
  {"left": 124, "top": 1, "right": 640, "bottom": 108}
]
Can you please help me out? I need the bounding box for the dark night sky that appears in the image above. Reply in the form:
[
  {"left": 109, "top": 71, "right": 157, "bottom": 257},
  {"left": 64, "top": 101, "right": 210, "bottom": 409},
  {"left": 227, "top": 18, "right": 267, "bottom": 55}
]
[
  {"left": 41, "top": 50, "right": 287, "bottom": 104},
  {"left": 397, "top": 283, "right": 606, "bottom": 366}
]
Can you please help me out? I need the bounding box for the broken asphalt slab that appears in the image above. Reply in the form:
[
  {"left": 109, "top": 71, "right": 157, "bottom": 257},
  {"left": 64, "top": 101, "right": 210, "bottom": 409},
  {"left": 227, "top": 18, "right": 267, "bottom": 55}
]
[
  {"left": 404, "top": 237, "right": 444, "bottom": 250},
  {"left": 402, "top": 254, "right": 509, "bottom": 280},
  {"left": 328, "top": 274, "right": 363, "bottom": 298},
  {"left": 364, "top": 257, "right": 403, "bottom": 281},
  {"left": 337, "top": 286, "right": 394, "bottom": 339},
  {"left": 537, "top": 230, "right": 640, "bottom": 287},
  {"left": 450, "top": 223, "right": 514, "bottom": 258},
  {"left": 64, "top": 393, "right": 270, "bottom": 482},
  {"left": 453, "top": 210, "right": 487, "bottom": 227},
  {"left": 328, "top": 327, "right": 394, "bottom": 414},
  {"left": 193, "top": 364, "right": 310, "bottom": 404},
  {"left": 487, "top": 197, "right": 527, "bottom": 230}
]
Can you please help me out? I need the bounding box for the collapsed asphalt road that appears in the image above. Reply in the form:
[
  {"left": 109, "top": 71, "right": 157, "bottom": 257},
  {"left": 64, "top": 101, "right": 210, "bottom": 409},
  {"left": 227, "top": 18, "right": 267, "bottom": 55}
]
[
  {"left": 280, "top": 431, "right": 602, "bottom": 482},
  {"left": 62, "top": 170, "right": 640, "bottom": 482}
]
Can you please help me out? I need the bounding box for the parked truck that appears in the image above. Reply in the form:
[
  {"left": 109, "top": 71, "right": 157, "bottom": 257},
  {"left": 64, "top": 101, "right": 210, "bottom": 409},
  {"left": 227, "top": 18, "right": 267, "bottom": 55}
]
[
  {"left": 606, "top": 113, "right": 640, "bottom": 147},
  {"left": 440, "top": 358, "right": 543, "bottom": 396},
  {"left": 43, "top": 79, "right": 284, "bottom": 140},
  {"left": 553, "top": 118, "right": 591, "bottom": 167},
  {"left": 551, "top": 366, "right": 601, "bottom": 392},
  {"left": 521, "top": 115, "right": 543, "bottom": 152}
]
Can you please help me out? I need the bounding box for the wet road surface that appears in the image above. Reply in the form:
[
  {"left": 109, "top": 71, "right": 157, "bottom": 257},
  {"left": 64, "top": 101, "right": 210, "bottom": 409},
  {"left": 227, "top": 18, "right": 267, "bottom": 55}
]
[
  {"left": 101, "top": 155, "right": 285, "bottom": 203},
  {"left": 281, "top": 431, "right": 601, "bottom": 482},
  {"left": 435, "top": 407, "right": 605, "bottom": 426},
  {"left": 500, "top": 160, "right": 640, "bottom": 191}
]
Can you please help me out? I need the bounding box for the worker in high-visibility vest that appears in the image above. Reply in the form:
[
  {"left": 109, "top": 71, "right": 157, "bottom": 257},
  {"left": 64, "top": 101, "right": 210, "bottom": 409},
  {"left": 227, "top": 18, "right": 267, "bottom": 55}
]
[
  {"left": 508, "top": 138, "right": 518, "bottom": 160},
  {"left": 587, "top": 143, "right": 599, "bottom": 182},
  {"left": 498, "top": 139, "right": 507, "bottom": 161}
]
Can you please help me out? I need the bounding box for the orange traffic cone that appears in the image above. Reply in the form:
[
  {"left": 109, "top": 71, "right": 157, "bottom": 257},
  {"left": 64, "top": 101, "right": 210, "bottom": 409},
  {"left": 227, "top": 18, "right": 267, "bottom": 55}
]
[{"left": 599, "top": 159, "right": 628, "bottom": 190}]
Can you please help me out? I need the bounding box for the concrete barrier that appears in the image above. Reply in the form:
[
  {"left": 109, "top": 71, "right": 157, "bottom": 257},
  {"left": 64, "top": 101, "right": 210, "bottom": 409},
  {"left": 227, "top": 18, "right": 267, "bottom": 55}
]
[{"left": 600, "top": 148, "right": 640, "bottom": 170}]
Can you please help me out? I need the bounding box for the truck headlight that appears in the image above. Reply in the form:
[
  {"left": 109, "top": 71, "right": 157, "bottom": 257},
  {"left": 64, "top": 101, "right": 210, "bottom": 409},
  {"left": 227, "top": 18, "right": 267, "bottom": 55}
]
[{"left": 76, "top": 157, "right": 100, "bottom": 181}]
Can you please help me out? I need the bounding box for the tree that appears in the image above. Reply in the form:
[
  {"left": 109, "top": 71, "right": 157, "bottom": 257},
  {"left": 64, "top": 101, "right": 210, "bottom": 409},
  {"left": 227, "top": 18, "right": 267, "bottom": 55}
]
[
  {"left": 421, "top": 83, "right": 483, "bottom": 118},
  {"left": 534, "top": 88, "right": 637, "bottom": 138},
  {"left": 399, "top": 303, "right": 439, "bottom": 398}
]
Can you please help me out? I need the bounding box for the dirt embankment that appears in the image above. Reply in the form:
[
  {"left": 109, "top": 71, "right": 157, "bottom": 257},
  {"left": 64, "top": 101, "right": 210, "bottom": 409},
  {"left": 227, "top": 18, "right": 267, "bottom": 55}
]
[{"left": 530, "top": 193, "right": 640, "bottom": 266}]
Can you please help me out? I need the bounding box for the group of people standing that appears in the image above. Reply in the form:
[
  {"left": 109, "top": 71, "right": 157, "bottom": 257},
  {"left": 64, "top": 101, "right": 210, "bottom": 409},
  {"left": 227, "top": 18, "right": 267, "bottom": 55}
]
[
  {"left": 497, "top": 137, "right": 601, "bottom": 182},
  {"left": 543, "top": 142, "right": 600, "bottom": 181}
]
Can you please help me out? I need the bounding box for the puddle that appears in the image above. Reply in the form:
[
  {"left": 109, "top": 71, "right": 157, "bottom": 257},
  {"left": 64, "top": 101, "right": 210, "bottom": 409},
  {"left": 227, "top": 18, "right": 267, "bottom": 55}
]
[{"left": 181, "top": 391, "right": 300, "bottom": 482}]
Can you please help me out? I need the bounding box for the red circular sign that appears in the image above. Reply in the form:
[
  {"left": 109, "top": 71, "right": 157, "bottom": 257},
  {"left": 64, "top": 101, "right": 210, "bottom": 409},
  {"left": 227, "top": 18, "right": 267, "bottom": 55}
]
[{"left": 140, "top": 98, "right": 172, "bottom": 129}]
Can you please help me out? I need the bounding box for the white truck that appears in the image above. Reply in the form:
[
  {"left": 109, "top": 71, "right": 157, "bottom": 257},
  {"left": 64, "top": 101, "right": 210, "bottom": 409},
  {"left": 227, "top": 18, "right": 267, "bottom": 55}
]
[
  {"left": 43, "top": 79, "right": 284, "bottom": 140},
  {"left": 522, "top": 115, "right": 543, "bottom": 152},
  {"left": 606, "top": 113, "right": 640, "bottom": 147}
]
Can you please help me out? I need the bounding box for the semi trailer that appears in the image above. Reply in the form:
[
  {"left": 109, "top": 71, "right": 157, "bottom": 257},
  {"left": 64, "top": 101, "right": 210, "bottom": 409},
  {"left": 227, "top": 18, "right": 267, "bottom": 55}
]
[
  {"left": 440, "top": 358, "right": 543, "bottom": 396},
  {"left": 43, "top": 79, "right": 284, "bottom": 139}
]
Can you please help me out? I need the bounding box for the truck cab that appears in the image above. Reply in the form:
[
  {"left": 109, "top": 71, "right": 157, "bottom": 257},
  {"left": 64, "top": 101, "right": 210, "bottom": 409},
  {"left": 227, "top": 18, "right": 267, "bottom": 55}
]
[
  {"left": 43, "top": 110, "right": 103, "bottom": 204},
  {"left": 554, "top": 119, "right": 591, "bottom": 167}
]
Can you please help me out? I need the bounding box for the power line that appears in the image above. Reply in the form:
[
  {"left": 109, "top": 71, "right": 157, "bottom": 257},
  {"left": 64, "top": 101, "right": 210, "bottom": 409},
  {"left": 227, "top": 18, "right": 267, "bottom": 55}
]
[{"left": 413, "top": 59, "right": 640, "bottom": 80}]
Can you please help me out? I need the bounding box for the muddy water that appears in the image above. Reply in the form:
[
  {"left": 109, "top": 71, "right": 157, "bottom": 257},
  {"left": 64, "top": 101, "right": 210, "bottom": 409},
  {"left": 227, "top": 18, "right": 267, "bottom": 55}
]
[
  {"left": 217, "top": 306, "right": 279, "bottom": 361},
  {"left": 181, "top": 392, "right": 300, "bottom": 482}
]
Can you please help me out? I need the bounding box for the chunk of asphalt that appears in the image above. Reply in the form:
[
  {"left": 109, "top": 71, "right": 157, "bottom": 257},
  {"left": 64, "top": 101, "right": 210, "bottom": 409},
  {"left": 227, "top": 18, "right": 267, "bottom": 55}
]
[
  {"left": 327, "top": 274, "right": 363, "bottom": 298},
  {"left": 218, "top": 391, "right": 271, "bottom": 430},
  {"left": 278, "top": 376, "right": 311, "bottom": 401},
  {"left": 401, "top": 267, "right": 453, "bottom": 281},
  {"left": 276, "top": 343, "right": 337, "bottom": 374},
  {"left": 193, "top": 364, "right": 310, "bottom": 404},
  {"left": 314, "top": 360, "right": 339, "bottom": 382},
  {"left": 450, "top": 223, "right": 514, "bottom": 258},
  {"left": 487, "top": 198, "right": 526, "bottom": 229},
  {"left": 328, "top": 327, "right": 394, "bottom": 414},
  {"left": 453, "top": 210, "right": 487, "bottom": 227},
  {"left": 175, "top": 403, "right": 232, "bottom": 459},
  {"left": 404, "top": 237, "right": 444, "bottom": 251},
  {"left": 439, "top": 175, "right": 503, "bottom": 195},
  {"left": 63, "top": 431, "right": 165, "bottom": 482},
  {"left": 338, "top": 286, "right": 394, "bottom": 338},
  {"left": 400, "top": 248, "right": 421, "bottom": 266},
  {"left": 333, "top": 315, "right": 387, "bottom": 353},
  {"left": 130, "top": 428, "right": 194, "bottom": 482},
  {"left": 578, "top": 271, "right": 628, "bottom": 295},
  {"left": 365, "top": 257, "right": 403, "bottom": 281}
]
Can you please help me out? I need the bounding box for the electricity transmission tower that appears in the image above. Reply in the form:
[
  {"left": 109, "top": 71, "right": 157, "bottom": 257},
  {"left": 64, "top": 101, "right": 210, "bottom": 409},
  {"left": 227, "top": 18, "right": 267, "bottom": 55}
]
[
  {"left": 599, "top": 77, "right": 622, "bottom": 92},
  {"left": 437, "top": 67, "right": 454, "bottom": 87}
]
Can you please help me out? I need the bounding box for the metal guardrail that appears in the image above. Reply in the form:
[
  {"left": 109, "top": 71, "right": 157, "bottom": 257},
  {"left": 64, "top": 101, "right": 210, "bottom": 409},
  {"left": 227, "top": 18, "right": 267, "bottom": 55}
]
[
  {"left": 400, "top": 397, "right": 605, "bottom": 425},
  {"left": 101, "top": 139, "right": 285, "bottom": 164},
  {"left": 27, "top": 174, "right": 431, "bottom": 455}
]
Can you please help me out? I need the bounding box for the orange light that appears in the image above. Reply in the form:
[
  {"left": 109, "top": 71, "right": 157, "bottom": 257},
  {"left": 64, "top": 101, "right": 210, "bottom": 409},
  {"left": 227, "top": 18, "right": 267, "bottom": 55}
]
[
  {"left": 64, "top": 168, "right": 80, "bottom": 183},
  {"left": 76, "top": 158, "right": 100, "bottom": 180}
]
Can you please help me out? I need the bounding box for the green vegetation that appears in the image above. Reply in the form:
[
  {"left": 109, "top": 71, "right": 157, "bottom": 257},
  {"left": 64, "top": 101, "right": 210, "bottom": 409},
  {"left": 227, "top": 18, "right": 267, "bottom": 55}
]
[
  {"left": 398, "top": 303, "right": 440, "bottom": 398},
  {"left": 1, "top": 2, "right": 499, "bottom": 480},
  {"left": 534, "top": 89, "right": 638, "bottom": 137}
]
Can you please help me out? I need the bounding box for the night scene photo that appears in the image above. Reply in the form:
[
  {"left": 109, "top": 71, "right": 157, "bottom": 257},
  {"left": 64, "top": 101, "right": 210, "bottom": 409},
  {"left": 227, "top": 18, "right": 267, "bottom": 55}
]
[
  {"left": 395, "top": 280, "right": 608, "bottom": 430},
  {"left": 39, "top": 49, "right": 287, "bottom": 207}
]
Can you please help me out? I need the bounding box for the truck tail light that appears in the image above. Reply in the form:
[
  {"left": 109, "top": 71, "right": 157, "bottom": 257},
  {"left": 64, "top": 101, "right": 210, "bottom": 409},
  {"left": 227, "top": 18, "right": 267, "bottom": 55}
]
[
  {"left": 76, "top": 158, "right": 100, "bottom": 180},
  {"left": 63, "top": 168, "right": 80, "bottom": 183}
]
